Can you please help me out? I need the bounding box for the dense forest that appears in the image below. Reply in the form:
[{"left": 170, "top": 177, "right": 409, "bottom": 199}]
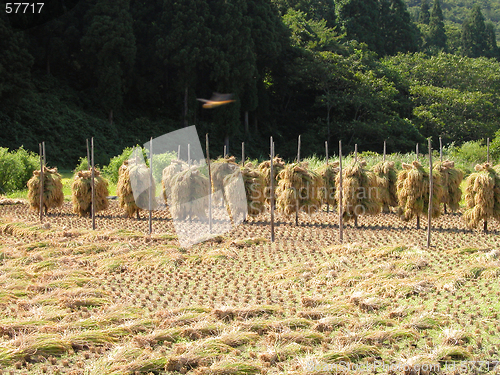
[{"left": 1, "top": 0, "right": 500, "bottom": 168}]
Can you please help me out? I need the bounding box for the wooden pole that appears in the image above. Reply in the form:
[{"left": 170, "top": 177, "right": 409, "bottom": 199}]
[
  {"left": 206, "top": 134, "right": 212, "bottom": 233},
  {"left": 339, "top": 140, "right": 344, "bottom": 243},
  {"left": 188, "top": 144, "right": 191, "bottom": 166},
  {"left": 326, "top": 141, "right": 329, "bottom": 214},
  {"left": 86, "top": 139, "right": 91, "bottom": 170},
  {"left": 148, "top": 137, "right": 153, "bottom": 235},
  {"left": 42, "top": 141, "right": 46, "bottom": 166},
  {"left": 297, "top": 135, "right": 301, "bottom": 163},
  {"left": 39, "top": 143, "right": 44, "bottom": 222},
  {"left": 270, "top": 137, "right": 275, "bottom": 242},
  {"left": 354, "top": 144, "right": 358, "bottom": 161},
  {"left": 177, "top": 145, "right": 181, "bottom": 160},
  {"left": 416, "top": 144, "right": 419, "bottom": 160},
  {"left": 91, "top": 137, "right": 96, "bottom": 230},
  {"left": 427, "top": 138, "right": 433, "bottom": 248},
  {"left": 242, "top": 142, "right": 245, "bottom": 166},
  {"left": 296, "top": 135, "right": 301, "bottom": 226},
  {"left": 487, "top": 137, "right": 490, "bottom": 163},
  {"left": 383, "top": 140, "right": 386, "bottom": 162},
  {"left": 439, "top": 136, "right": 443, "bottom": 162},
  {"left": 224, "top": 145, "right": 227, "bottom": 158}
]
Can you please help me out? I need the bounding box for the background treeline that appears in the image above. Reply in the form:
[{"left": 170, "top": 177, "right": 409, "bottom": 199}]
[{"left": 1, "top": 0, "right": 500, "bottom": 169}]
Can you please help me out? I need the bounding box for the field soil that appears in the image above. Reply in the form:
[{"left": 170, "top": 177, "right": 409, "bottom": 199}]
[{"left": 0, "top": 200, "right": 499, "bottom": 374}]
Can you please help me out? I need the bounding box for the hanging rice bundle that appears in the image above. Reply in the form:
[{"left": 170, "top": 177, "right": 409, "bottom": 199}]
[
  {"left": 117, "top": 160, "right": 155, "bottom": 218},
  {"left": 169, "top": 166, "right": 210, "bottom": 220},
  {"left": 335, "top": 160, "right": 381, "bottom": 223},
  {"left": 396, "top": 161, "right": 443, "bottom": 223},
  {"left": 27, "top": 166, "right": 64, "bottom": 214},
  {"left": 258, "top": 156, "right": 285, "bottom": 206},
  {"left": 240, "top": 162, "right": 266, "bottom": 216},
  {"left": 433, "top": 160, "right": 464, "bottom": 212},
  {"left": 211, "top": 156, "right": 238, "bottom": 193},
  {"left": 316, "top": 161, "right": 340, "bottom": 208},
  {"left": 276, "top": 162, "right": 323, "bottom": 216},
  {"left": 71, "top": 169, "right": 109, "bottom": 217},
  {"left": 463, "top": 163, "right": 500, "bottom": 230},
  {"left": 372, "top": 161, "right": 397, "bottom": 212},
  {"left": 161, "top": 159, "right": 188, "bottom": 203}
]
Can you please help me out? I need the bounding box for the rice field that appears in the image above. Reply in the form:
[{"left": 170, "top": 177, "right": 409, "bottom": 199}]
[{"left": 0, "top": 199, "right": 499, "bottom": 374}]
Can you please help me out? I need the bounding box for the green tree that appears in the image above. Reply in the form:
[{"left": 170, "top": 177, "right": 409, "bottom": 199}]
[
  {"left": 381, "top": 0, "right": 420, "bottom": 55},
  {"left": 461, "top": 5, "right": 489, "bottom": 58},
  {"left": 81, "top": 0, "right": 136, "bottom": 125},
  {"left": 419, "top": 0, "right": 430, "bottom": 24},
  {"left": 336, "top": 0, "right": 383, "bottom": 55},
  {"left": 427, "top": 0, "right": 447, "bottom": 51},
  {"left": 0, "top": 14, "right": 33, "bottom": 101},
  {"left": 272, "top": 0, "right": 336, "bottom": 27},
  {"left": 485, "top": 22, "right": 500, "bottom": 59}
]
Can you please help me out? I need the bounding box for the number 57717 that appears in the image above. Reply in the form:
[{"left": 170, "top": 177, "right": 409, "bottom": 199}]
[{"left": 5, "top": 3, "right": 44, "bottom": 13}]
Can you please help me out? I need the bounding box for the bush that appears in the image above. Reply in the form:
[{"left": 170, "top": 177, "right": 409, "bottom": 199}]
[
  {"left": 151, "top": 151, "right": 178, "bottom": 182},
  {"left": 0, "top": 147, "right": 39, "bottom": 194},
  {"left": 73, "top": 157, "right": 89, "bottom": 174},
  {"left": 101, "top": 148, "right": 136, "bottom": 184}
]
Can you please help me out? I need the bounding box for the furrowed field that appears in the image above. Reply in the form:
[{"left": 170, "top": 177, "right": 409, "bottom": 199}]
[{"left": 0, "top": 198, "right": 499, "bottom": 375}]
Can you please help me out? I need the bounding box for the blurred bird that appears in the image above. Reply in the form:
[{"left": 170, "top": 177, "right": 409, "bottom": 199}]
[{"left": 197, "top": 93, "right": 235, "bottom": 109}]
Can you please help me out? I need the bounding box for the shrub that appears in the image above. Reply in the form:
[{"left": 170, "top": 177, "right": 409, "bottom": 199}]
[
  {"left": 73, "top": 157, "right": 89, "bottom": 174},
  {"left": 101, "top": 148, "right": 136, "bottom": 184},
  {"left": 0, "top": 147, "right": 39, "bottom": 194}
]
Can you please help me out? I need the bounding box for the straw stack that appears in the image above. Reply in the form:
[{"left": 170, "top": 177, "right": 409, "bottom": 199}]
[
  {"left": 117, "top": 160, "right": 155, "bottom": 218},
  {"left": 463, "top": 163, "right": 500, "bottom": 230},
  {"left": 317, "top": 161, "right": 340, "bottom": 208},
  {"left": 258, "top": 156, "right": 285, "bottom": 206},
  {"left": 169, "top": 166, "right": 210, "bottom": 220},
  {"left": 240, "top": 162, "right": 266, "bottom": 216},
  {"left": 71, "top": 169, "right": 109, "bottom": 217},
  {"left": 372, "top": 161, "right": 397, "bottom": 212},
  {"left": 335, "top": 160, "right": 381, "bottom": 222},
  {"left": 161, "top": 159, "right": 188, "bottom": 203},
  {"left": 433, "top": 160, "right": 464, "bottom": 212},
  {"left": 276, "top": 162, "right": 323, "bottom": 216},
  {"left": 211, "top": 156, "right": 238, "bottom": 193},
  {"left": 27, "top": 166, "right": 64, "bottom": 214},
  {"left": 396, "top": 161, "right": 443, "bottom": 222}
]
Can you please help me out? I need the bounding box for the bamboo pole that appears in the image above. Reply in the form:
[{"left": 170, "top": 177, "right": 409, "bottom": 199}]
[
  {"left": 354, "top": 144, "right": 358, "bottom": 161},
  {"left": 39, "top": 143, "right": 44, "bottom": 222},
  {"left": 148, "top": 137, "right": 153, "bottom": 235},
  {"left": 427, "top": 138, "right": 433, "bottom": 248},
  {"left": 177, "top": 145, "right": 181, "bottom": 160},
  {"left": 487, "top": 137, "right": 490, "bottom": 163},
  {"left": 383, "top": 140, "right": 386, "bottom": 162},
  {"left": 270, "top": 137, "right": 275, "bottom": 242},
  {"left": 42, "top": 141, "right": 46, "bottom": 166},
  {"left": 224, "top": 145, "right": 227, "bottom": 158},
  {"left": 241, "top": 142, "right": 245, "bottom": 166},
  {"left": 86, "top": 139, "right": 90, "bottom": 170},
  {"left": 188, "top": 144, "right": 191, "bottom": 166},
  {"left": 91, "top": 137, "right": 96, "bottom": 230},
  {"left": 439, "top": 136, "right": 443, "bottom": 162},
  {"left": 326, "top": 141, "right": 329, "bottom": 214},
  {"left": 206, "top": 134, "right": 212, "bottom": 233},
  {"left": 339, "top": 140, "right": 343, "bottom": 243},
  {"left": 296, "top": 135, "right": 301, "bottom": 226},
  {"left": 416, "top": 143, "right": 419, "bottom": 160}
]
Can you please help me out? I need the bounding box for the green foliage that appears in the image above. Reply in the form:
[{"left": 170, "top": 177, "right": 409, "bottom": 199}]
[
  {"left": 448, "top": 140, "right": 488, "bottom": 165},
  {"left": 101, "top": 148, "right": 135, "bottom": 184},
  {"left": 0, "top": 147, "right": 39, "bottom": 194},
  {"left": 151, "top": 152, "right": 178, "bottom": 183},
  {"left": 427, "top": 0, "right": 447, "bottom": 51},
  {"left": 73, "top": 157, "right": 89, "bottom": 174}
]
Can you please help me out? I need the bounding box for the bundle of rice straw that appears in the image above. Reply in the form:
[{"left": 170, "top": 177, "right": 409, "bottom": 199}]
[
  {"left": 211, "top": 156, "right": 238, "bottom": 193},
  {"left": 276, "top": 162, "right": 323, "bottom": 216},
  {"left": 240, "top": 162, "right": 266, "bottom": 216},
  {"left": 71, "top": 169, "right": 109, "bottom": 217},
  {"left": 335, "top": 160, "right": 381, "bottom": 224},
  {"left": 372, "top": 161, "right": 397, "bottom": 212},
  {"left": 117, "top": 160, "right": 155, "bottom": 218},
  {"left": 27, "top": 166, "right": 64, "bottom": 214},
  {"left": 317, "top": 161, "right": 340, "bottom": 208},
  {"left": 258, "top": 156, "right": 285, "bottom": 205},
  {"left": 169, "top": 166, "right": 210, "bottom": 220},
  {"left": 161, "top": 159, "right": 188, "bottom": 203},
  {"left": 396, "top": 161, "right": 443, "bottom": 224},
  {"left": 433, "top": 160, "right": 464, "bottom": 212},
  {"left": 463, "top": 163, "right": 500, "bottom": 231}
]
